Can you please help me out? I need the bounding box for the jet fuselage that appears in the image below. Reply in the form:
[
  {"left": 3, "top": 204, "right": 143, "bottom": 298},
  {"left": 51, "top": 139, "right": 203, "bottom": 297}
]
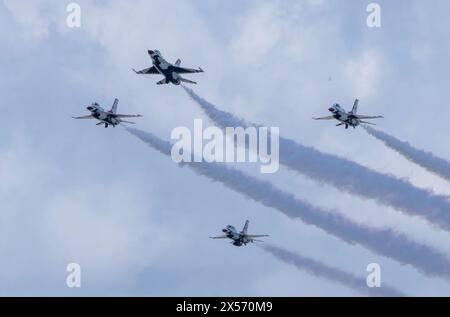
[
  {"left": 87, "top": 104, "right": 120, "bottom": 127},
  {"left": 222, "top": 226, "right": 251, "bottom": 247},
  {"left": 329, "top": 104, "right": 360, "bottom": 128},
  {"left": 148, "top": 50, "right": 182, "bottom": 85}
]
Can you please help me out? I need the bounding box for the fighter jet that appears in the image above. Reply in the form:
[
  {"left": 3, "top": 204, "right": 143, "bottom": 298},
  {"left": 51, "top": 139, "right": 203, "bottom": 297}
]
[
  {"left": 313, "top": 99, "right": 383, "bottom": 129},
  {"left": 72, "top": 98, "right": 142, "bottom": 128},
  {"left": 132, "top": 49, "right": 204, "bottom": 85},
  {"left": 210, "top": 220, "right": 269, "bottom": 247}
]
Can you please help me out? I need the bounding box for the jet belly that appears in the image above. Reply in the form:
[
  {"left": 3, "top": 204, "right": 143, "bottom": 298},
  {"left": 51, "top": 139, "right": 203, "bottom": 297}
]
[
  {"left": 107, "top": 116, "right": 120, "bottom": 126},
  {"left": 160, "top": 67, "right": 180, "bottom": 85},
  {"left": 92, "top": 111, "right": 103, "bottom": 120},
  {"left": 335, "top": 112, "right": 347, "bottom": 122},
  {"left": 93, "top": 112, "right": 119, "bottom": 126},
  {"left": 226, "top": 232, "right": 243, "bottom": 246},
  {"left": 152, "top": 56, "right": 180, "bottom": 84}
]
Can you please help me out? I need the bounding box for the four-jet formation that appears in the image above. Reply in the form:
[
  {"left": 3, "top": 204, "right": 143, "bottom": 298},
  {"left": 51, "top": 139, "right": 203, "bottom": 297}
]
[
  {"left": 72, "top": 98, "right": 142, "bottom": 128},
  {"left": 74, "top": 50, "right": 386, "bottom": 252},
  {"left": 133, "top": 49, "right": 204, "bottom": 85},
  {"left": 313, "top": 99, "right": 384, "bottom": 129},
  {"left": 210, "top": 220, "right": 269, "bottom": 247}
]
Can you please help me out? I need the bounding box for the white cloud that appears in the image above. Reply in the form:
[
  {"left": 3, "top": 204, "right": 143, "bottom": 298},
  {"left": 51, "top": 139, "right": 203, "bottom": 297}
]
[
  {"left": 3, "top": 0, "right": 51, "bottom": 40},
  {"left": 229, "top": 3, "right": 285, "bottom": 67},
  {"left": 344, "top": 50, "right": 382, "bottom": 100}
]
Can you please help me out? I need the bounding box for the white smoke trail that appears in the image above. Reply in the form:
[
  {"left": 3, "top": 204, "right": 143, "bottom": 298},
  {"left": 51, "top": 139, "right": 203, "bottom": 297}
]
[
  {"left": 260, "top": 244, "right": 405, "bottom": 296},
  {"left": 125, "top": 127, "right": 450, "bottom": 279},
  {"left": 183, "top": 87, "right": 450, "bottom": 232},
  {"left": 365, "top": 126, "right": 450, "bottom": 183}
]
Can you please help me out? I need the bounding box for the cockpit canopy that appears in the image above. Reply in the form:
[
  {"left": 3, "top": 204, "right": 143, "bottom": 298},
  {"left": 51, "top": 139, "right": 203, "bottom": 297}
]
[{"left": 328, "top": 103, "right": 340, "bottom": 112}]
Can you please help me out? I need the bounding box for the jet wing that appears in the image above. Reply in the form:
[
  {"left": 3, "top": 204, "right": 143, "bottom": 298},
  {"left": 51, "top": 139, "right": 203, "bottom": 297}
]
[
  {"left": 247, "top": 235, "right": 269, "bottom": 238},
  {"left": 72, "top": 115, "right": 95, "bottom": 120},
  {"left": 115, "top": 114, "right": 143, "bottom": 118},
  {"left": 357, "top": 115, "right": 384, "bottom": 119},
  {"left": 313, "top": 116, "right": 335, "bottom": 120},
  {"left": 171, "top": 66, "right": 204, "bottom": 74},
  {"left": 132, "top": 66, "right": 159, "bottom": 74},
  {"left": 209, "top": 235, "right": 228, "bottom": 239}
]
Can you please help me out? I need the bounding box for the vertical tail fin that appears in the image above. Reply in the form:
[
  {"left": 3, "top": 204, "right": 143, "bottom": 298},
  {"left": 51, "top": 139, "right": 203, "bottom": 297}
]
[
  {"left": 241, "top": 220, "right": 249, "bottom": 235},
  {"left": 351, "top": 99, "right": 359, "bottom": 114},
  {"left": 110, "top": 98, "right": 119, "bottom": 114}
]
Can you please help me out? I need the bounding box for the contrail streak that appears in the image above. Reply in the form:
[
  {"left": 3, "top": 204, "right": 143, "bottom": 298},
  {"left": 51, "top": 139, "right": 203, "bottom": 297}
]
[
  {"left": 260, "top": 244, "right": 405, "bottom": 296},
  {"left": 364, "top": 126, "right": 450, "bottom": 183},
  {"left": 125, "top": 126, "right": 450, "bottom": 279},
  {"left": 183, "top": 87, "right": 450, "bottom": 231}
]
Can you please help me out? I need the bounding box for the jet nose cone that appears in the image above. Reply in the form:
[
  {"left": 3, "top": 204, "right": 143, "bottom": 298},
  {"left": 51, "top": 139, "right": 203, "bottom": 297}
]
[{"left": 148, "top": 50, "right": 155, "bottom": 55}]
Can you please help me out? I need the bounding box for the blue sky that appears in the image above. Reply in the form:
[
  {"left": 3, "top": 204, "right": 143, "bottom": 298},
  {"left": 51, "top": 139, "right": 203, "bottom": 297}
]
[{"left": 1, "top": 0, "right": 450, "bottom": 296}]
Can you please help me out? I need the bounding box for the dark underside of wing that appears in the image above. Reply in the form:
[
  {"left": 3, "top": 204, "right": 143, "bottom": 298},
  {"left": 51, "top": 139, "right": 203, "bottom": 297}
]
[
  {"left": 134, "top": 66, "right": 159, "bottom": 74},
  {"left": 171, "top": 66, "right": 202, "bottom": 74}
]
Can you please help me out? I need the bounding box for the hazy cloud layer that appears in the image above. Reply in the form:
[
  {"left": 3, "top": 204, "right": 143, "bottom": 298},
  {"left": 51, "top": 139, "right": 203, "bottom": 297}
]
[{"left": 2, "top": 0, "right": 450, "bottom": 295}]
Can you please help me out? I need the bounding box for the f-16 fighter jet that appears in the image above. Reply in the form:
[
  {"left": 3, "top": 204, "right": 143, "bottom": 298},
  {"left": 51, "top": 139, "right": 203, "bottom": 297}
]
[
  {"left": 210, "top": 220, "right": 269, "bottom": 247},
  {"left": 313, "top": 99, "right": 383, "bottom": 129},
  {"left": 72, "top": 99, "right": 142, "bottom": 128},
  {"left": 133, "top": 49, "right": 204, "bottom": 85}
]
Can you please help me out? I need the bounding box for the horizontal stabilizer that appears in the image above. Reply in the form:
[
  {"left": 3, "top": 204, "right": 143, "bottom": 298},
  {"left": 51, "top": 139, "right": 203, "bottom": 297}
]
[
  {"left": 157, "top": 78, "right": 169, "bottom": 85},
  {"left": 179, "top": 77, "right": 197, "bottom": 85},
  {"left": 360, "top": 120, "right": 377, "bottom": 125},
  {"left": 119, "top": 120, "right": 137, "bottom": 125},
  {"left": 251, "top": 239, "right": 266, "bottom": 243}
]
